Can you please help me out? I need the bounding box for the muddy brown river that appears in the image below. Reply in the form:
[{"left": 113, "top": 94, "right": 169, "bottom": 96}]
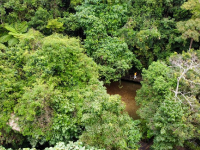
[
  {"left": 106, "top": 80, "right": 141, "bottom": 119},
  {"left": 106, "top": 81, "right": 189, "bottom": 150}
]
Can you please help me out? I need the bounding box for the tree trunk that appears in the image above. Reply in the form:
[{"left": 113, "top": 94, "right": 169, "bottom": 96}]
[{"left": 189, "top": 38, "right": 194, "bottom": 51}]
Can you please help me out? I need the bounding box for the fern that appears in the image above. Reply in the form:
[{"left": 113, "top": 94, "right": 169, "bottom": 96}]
[
  {"left": 8, "top": 38, "right": 19, "bottom": 46},
  {"left": 0, "top": 22, "right": 28, "bottom": 47},
  {"left": 4, "top": 22, "right": 28, "bottom": 33},
  {"left": 4, "top": 23, "right": 18, "bottom": 33},
  {"left": 14, "top": 21, "right": 28, "bottom": 33},
  {"left": 0, "top": 34, "right": 12, "bottom": 43}
]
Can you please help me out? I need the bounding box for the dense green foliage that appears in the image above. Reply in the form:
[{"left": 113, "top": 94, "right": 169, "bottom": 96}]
[
  {"left": 136, "top": 51, "right": 200, "bottom": 149},
  {"left": 72, "top": 0, "right": 141, "bottom": 82},
  {"left": 1, "top": 141, "right": 103, "bottom": 150},
  {"left": 1, "top": 0, "right": 199, "bottom": 80},
  {"left": 134, "top": 1, "right": 200, "bottom": 149},
  {"left": 1, "top": 0, "right": 200, "bottom": 149},
  {"left": 177, "top": 0, "right": 200, "bottom": 50},
  {"left": 0, "top": 31, "right": 141, "bottom": 149},
  {"left": 119, "top": 0, "right": 192, "bottom": 67}
]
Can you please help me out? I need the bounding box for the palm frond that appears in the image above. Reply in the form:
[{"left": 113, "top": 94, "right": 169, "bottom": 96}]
[
  {"left": 4, "top": 23, "right": 18, "bottom": 33},
  {"left": 8, "top": 38, "right": 19, "bottom": 46},
  {"left": 0, "top": 34, "right": 13, "bottom": 43},
  {"left": 14, "top": 21, "right": 28, "bottom": 33}
]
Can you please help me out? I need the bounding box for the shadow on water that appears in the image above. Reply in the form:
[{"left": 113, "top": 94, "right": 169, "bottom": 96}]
[{"left": 105, "top": 80, "right": 141, "bottom": 119}]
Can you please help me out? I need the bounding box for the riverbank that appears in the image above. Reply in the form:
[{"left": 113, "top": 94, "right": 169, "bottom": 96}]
[{"left": 121, "top": 73, "right": 143, "bottom": 83}]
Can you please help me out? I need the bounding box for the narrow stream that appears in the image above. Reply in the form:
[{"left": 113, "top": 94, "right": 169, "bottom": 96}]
[{"left": 106, "top": 80, "right": 141, "bottom": 119}]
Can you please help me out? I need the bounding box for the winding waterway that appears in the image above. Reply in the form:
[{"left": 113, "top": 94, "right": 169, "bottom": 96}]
[{"left": 106, "top": 80, "right": 141, "bottom": 119}]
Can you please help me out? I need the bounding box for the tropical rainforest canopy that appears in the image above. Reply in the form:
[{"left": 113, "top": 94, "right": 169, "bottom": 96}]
[{"left": 0, "top": 0, "right": 200, "bottom": 150}]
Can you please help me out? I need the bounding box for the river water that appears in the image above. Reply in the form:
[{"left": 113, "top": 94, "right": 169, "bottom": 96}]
[
  {"left": 106, "top": 80, "right": 141, "bottom": 119},
  {"left": 106, "top": 81, "right": 189, "bottom": 150}
]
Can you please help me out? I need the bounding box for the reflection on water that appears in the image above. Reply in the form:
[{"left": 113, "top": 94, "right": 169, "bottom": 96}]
[{"left": 106, "top": 80, "right": 141, "bottom": 119}]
